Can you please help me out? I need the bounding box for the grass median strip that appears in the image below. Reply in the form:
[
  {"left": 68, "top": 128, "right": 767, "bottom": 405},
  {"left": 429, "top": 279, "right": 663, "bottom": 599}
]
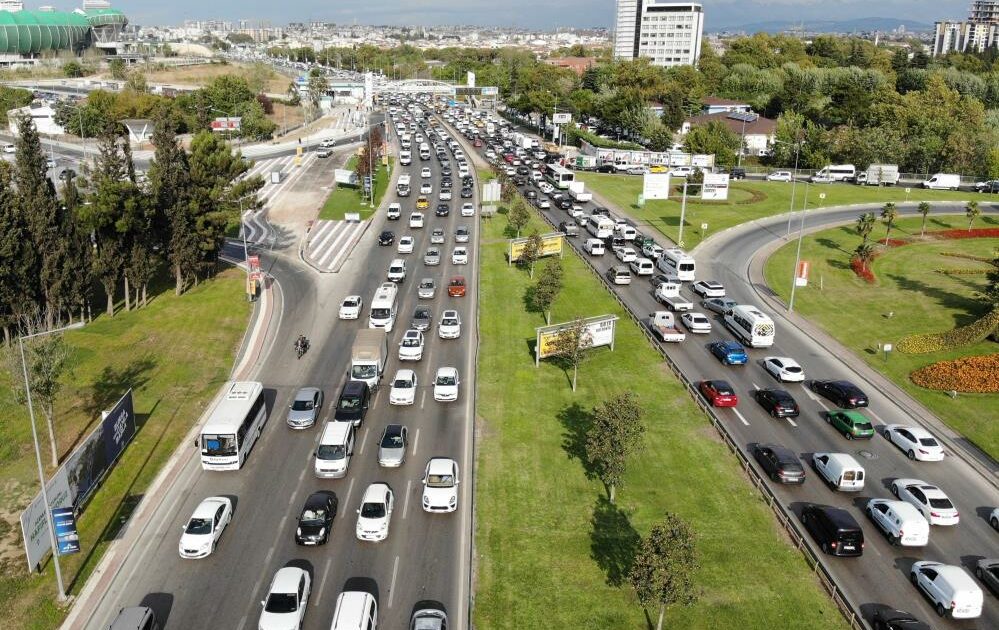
[
  {"left": 318, "top": 155, "right": 392, "bottom": 221},
  {"left": 0, "top": 270, "right": 248, "bottom": 627},
  {"left": 474, "top": 210, "right": 848, "bottom": 628},
  {"left": 763, "top": 214, "right": 999, "bottom": 459},
  {"left": 578, "top": 172, "right": 997, "bottom": 249}
]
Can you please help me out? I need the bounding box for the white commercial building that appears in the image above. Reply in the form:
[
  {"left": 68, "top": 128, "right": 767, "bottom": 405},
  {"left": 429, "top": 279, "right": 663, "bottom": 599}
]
[
  {"left": 7, "top": 103, "right": 65, "bottom": 136},
  {"left": 933, "top": 1, "right": 999, "bottom": 56},
  {"left": 613, "top": 0, "right": 703, "bottom": 68}
]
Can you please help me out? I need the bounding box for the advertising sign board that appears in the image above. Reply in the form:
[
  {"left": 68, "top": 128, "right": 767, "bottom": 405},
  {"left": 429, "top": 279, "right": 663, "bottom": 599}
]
[
  {"left": 508, "top": 233, "right": 564, "bottom": 262},
  {"left": 701, "top": 173, "right": 730, "bottom": 200},
  {"left": 52, "top": 508, "right": 80, "bottom": 556},
  {"left": 552, "top": 112, "right": 572, "bottom": 125},
  {"left": 795, "top": 260, "right": 810, "bottom": 287},
  {"left": 642, "top": 173, "right": 671, "bottom": 200},
  {"left": 210, "top": 117, "right": 241, "bottom": 131},
  {"left": 335, "top": 169, "right": 358, "bottom": 186},
  {"left": 535, "top": 315, "right": 619, "bottom": 363},
  {"left": 481, "top": 86, "right": 499, "bottom": 96}
]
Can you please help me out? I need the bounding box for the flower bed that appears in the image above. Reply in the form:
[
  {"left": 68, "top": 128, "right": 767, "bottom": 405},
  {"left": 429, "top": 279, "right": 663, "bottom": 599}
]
[
  {"left": 910, "top": 353, "right": 999, "bottom": 393},
  {"left": 897, "top": 308, "right": 999, "bottom": 353},
  {"left": 850, "top": 256, "right": 876, "bottom": 283},
  {"left": 928, "top": 228, "right": 999, "bottom": 240}
]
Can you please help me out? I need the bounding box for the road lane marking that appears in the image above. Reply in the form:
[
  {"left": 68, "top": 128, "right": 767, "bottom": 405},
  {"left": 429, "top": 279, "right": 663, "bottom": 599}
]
[
  {"left": 388, "top": 555, "right": 400, "bottom": 609},
  {"left": 298, "top": 467, "right": 306, "bottom": 482},
  {"left": 786, "top": 417, "right": 798, "bottom": 427},
  {"left": 402, "top": 479, "right": 413, "bottom": 519},
  {"left": 357, "top": 428, "right": 369, "bottom": 455},
  {"left": 752, "top": 382, "right": 760, "bottom": 390},
  {"left": 866, "top": 408, "right": 887, "bottom": 425},
  {"left": 420, "top": 390, "right": 426, "bottom": 409},
  {"left": 732, "top": 408, "right": 750, "bottom": 426},
  {"left": 344, "top": 477, "right": 355, "bottom": 508},
  {"left": 315, "top": 557, "right": 334, "bottom": 604},
  {"left": 413, "top": 428, "right": 420, "bottom": 455}
]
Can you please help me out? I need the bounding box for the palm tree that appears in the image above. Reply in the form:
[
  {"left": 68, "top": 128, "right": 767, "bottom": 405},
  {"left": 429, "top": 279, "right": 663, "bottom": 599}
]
[
  {"left": 856, "top": 212, "right": 876, "bottom": 245},
  {"left": 854, "top": 242, "right": 876, "bottom": 272},
  {"left": 966, "top": 200, "right": 980, "bottom": 232},
  {"left": 880, "top": 202, "right": 899, "bottom": 245},
  {"left": 918, "top": 201, "right": 931, "bottom": 237}
]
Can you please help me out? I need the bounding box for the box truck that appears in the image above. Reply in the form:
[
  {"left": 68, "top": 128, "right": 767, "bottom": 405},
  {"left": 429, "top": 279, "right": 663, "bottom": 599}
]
[{"left": 350, "top": 330, "right": 387, "bottom": 389}]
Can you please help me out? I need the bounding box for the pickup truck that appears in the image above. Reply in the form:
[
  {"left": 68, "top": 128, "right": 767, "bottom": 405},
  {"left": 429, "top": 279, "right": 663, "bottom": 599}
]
[
  {"left": 654, "top": 282, "right": 693, "bottom": 312},
  {"left": 646, "top": 311, "right": 686, "bottom": 343}
]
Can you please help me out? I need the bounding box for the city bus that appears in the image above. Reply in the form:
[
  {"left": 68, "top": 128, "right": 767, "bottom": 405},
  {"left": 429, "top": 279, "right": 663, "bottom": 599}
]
[
  {"left": 724, "top": 305, "right": 776, "bottom": 348},
  {"left": 544, "top": 164, "right": 575, "bottom": 189},
  {"left": 198, "top": 381, "right": 267, "bottom": 471}
]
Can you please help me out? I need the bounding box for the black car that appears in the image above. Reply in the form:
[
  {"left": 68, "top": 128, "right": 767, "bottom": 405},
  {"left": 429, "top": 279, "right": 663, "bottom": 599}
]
[
  {"left": 595, "top": 164, "right": 616, "bottom": 173},
  {"left": 516, "top": 166, "right": 530, "bottom": 175},
  {"left": 435, "top": 203, "right": 450, "bottom": 217},
  {"left": 728, "top": 167, "right": 746, "bottom": 180},
  {"left": 811, "top": 380, "right": 869, "bottom": 408},
  {"left": 512, "top": 176, "right": 526, "bottom": 186},
  {"left": 441, "top": 177, "right": 453, "bottom": 188},
  {"left": 557, "top": 198, "right": 572, "bottom": 210},
  {"left": 378, "top": 230, "right": 395, "bottom": 246},
  {"left": 525, "top": 190, "right": 537, "bottom": 199},
  {"left": 753, "top": 443, "right": 805, "bottom": 484},
  {"left": 753, "top": 388, "right": 800, "bottom": 418},
  {"left": 460, "top": 187, "right": 473, "bottom": 198},
  {"left": 591, "top": 207, "right": 611, "bottom": 217},
  {"left": 333, "top": 380, "right": 370, "bottom": 425},
  {"left": 800, "top": 504, "right": 864, "bottom": 557},
  {"left": 871, "top": 608, "right": 930, "bottom": 630},
  {"left": 295, "top": 491, "right": 337, "bottom": 545}
]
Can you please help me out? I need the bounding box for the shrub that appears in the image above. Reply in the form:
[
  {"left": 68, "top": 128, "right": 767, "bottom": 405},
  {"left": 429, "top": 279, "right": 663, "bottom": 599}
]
[
  {"left": 935, "top": 268, "right": 988, "bottom": 275},
  {"left": 910, "top": 354, "right": 999, "bottom": 393},
  {"left": 850, "top": 255, "right": 877, "bottom": 283},
  {"left": 897, "top": 308, "right": 999, "bottom": 353}
]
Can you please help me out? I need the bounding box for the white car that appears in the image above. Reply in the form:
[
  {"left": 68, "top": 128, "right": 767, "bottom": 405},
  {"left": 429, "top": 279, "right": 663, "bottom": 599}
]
[
  {"left": 386, "top": 203, "right": 401, "bottom": 220},
  {"left": 433, "top": 367, "right": 460, "bottom": 402},
  {"left": 613, "top": 246, "right": 637, "bottom": 263},
  {"left": 538, "top": 181, "right": 555, "bottom": 194},
  {"left": 409, "top": 212, "right": 425, "bottom": 228},
  {"left": 767, "top": 171, "right": 794, "bottom": 182},
  {"left": 338, "top": 295, "right": 363, "bottom": 320},
  {"left": 355, "top": 483, "right": 394, "bottom": 542},
  {"left": 668, "top": 166, "right": 693, "bottom": 178},
  {"left": 259, "top": 567, "right": 311, "bottom": 630},
  {"left": 455, "top": 226, "right": 470, "bottom": 243},
  {"left": 762, "top": 356, "right": 805, "bottom": 383},
  {"left": 642, "top": 242, "right": 664, "bottom": 259},
  {"left": 991, "top": 507, "right": 999, "bottom": 530},
  {"left": 386, "top": 258, "right": 406, "bottom": 283},
  {"left": 883, "top": 425, "right": 945, "bottom": 461},
  {"left": 890, "top": 479, "right": 959, "bottom": 526},
  {"left": 398, "top": 329, "right": 424, "bottom": 361},
  {"left": 422, "top": 458, "right": 460, "bottom": 513},
  {"left": 420, "top": 167, "right": 432, "bottom": 178},
  {"left": 389, "top": 369, "right": 418, "bottom": 405},
  {"left": 537, "top": 199, "right": 550, "bottom": 209},
  {"left": 178, "top": 496, "right": 232, "bottom": 559},
  {"left": 430, "top": 227, "right": 446, "bottom": 244},
  {"left": 451, "top": 247, "right": 468, "bottom": 265},
  {"left": 691, "top": 280, "right": 726, "bottom": 298},
  {"left": 1, "top": 143, "right": 14, "bottom": 154},
  {"left": 397, "top": 235, "right": 415, "bottom": 254},
  {"left": 438, "top": 310, "right": 461, "bottom": 339},
  {"left": 680, "top": 312, "right": 712, "bottom": 333},
  {"left": 460, "top": 203, "right": 475, "bottom": 217},
  {"left": 420, "top": 182, "right": 433, "bottom": 195},
  {"left": 440, "top": 189, "right": 452, "bottom": 201}
]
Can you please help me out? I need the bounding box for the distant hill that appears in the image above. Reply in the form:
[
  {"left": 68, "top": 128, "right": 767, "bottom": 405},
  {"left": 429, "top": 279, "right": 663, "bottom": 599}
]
[{"left": 710, "top": 17, "right": 933, "bottom": 34}]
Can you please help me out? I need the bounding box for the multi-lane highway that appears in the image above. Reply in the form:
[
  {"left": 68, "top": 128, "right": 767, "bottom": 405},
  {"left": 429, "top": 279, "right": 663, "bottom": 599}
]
[
  {"left": 84, "top": 102, "right": 477, "bottom": 628},
  {"left": 460, "top": 112, "right": 999, "bottom": 629}
]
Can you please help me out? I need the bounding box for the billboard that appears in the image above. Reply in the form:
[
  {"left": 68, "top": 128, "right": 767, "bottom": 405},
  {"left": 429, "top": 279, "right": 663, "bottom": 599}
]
[
  {"left": 481, "top": 86, "right": 499, "bottom": 96},
  {"left": 535, "top": 315, "right": 619, "bottom": 363},
  {"left": 508, "top": 233, "right": 564, "bottom": 262},
  {"left": 467, "top": 71, "right": 476, "bottom": 88},
  {"left": 642, "top": 173, "right": 671, "bottom": 200},
  {"left": 552, "top": 112, "right": 572, "bottom": 125},
  {"left": 701, "top": 173, "right": 730, "bottom": 200},
  {"left": 210, "top": 117, "right": 241, "bottom": 131},
  {"left": 795, "top": 260, "right": 810, "bottom": 287},
  {"left": 52, "top": 508, "right": 80, "bottom": 556},
  {"left": 335, "top": 169, "right": 358, "bottom": 186},
  {"left": 21, "top": 390, "right": 135, "bottom": 569}
]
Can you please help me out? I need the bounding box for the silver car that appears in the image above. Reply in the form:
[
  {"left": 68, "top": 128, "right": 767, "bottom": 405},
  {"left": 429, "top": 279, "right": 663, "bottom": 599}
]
[
  {"left": 411, "top": 306, "right": 432, "bottom": 331},
  {"left": 424, "top": 247, "right": 441, "bottom": 266},
  {"left": 287, "top": 387, "right": 323, "bottom": 429},
  {"left": 702, "top": 297, "right": 738, "bottom": 315},
  {"left": 430, "top": 228, "right": 446, "bottom": 244},
  {"left": 455, "top": 225, "right": 470, "bottom": 243},
  {"left": 418, "top": 278, "right": 436, "bottom": 299},
  {"left": 378, "top": 424, "right": 408, "bottom": 467}
]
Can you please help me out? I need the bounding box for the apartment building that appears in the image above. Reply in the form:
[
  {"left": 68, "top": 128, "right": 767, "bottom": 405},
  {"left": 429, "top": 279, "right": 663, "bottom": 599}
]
[
  {"left": 613, "top": 1, "right": 703, "bottom": 68},
  {"left": 933, "top": 1, "right": 999, "bottom": 55}
]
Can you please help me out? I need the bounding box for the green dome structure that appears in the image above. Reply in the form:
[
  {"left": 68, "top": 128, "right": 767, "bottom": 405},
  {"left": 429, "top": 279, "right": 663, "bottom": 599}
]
[{"left": 0, "top": 8, "right": 128, "bottom": 55}]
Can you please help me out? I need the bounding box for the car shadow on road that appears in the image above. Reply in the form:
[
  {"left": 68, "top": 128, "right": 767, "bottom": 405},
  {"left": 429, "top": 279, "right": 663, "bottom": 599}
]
[
  {"left": 139, "top": 592, "right": 173, "bottom": 627},
  {"left": 556, "top": 402, "right": 597, "bottom": 480},
  {"left": 589, "top": 495, "right": 641, "bottom": 588},
  {"left": 342, "top": 576, "right": 379, "bottom": 605}
]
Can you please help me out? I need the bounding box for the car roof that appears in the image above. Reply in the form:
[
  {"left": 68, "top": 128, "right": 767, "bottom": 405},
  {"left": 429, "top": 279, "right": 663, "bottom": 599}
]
[
  {"left": 396, "top": 368, "right": 416, "bottom": 379},
  {"left": 761, "top": 443, "right": 798, "bottom": 460},
  {"left": 768, "top": 389, "right": 796, "bottom": 401},
  {"left": 271, "top": 567, "right": 305, "bottom": 592},
  {"left": 442, "top": 309, "right": 458, "bottom": 317},
  {"left": 192, "top": 497, "right": 228, "bottom": 519},
  {"left": 362, "top": 482, "right": 390, "bottom": 501},
  {"left": 709, "top": 380, "right": 733, "bottom": 391},
  {"left": 809, "top": 504, "right": 860, "bottom": 528},
  {"left": 341, "top": 380, "right": 367, "bottom": 396},
  {"left": 427, "top": 457, "right": 456, "bottom": 474},
  {"left": 437, "top": 366, "right": 457, "bottom": 376},
  {"left": 384, "top": 424, "right": 404, "bottom": 437},
  {"left": 304, "top": 491, "right": 331, "bottom": 509}
]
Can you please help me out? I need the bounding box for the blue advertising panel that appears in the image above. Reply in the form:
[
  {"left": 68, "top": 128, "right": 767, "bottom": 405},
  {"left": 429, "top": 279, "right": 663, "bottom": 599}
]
[{"left": 52, "top": 508, "right": 79, "bottom": 555}]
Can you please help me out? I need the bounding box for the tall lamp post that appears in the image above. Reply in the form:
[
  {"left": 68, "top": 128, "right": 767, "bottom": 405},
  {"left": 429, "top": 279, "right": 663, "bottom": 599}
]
[
  {"left": 788, "top": 189, "right": 825, "bottom": 312},
  {"left": 771, "top": 137, "right": 804, "bottom": 237},
  {"left": 19, "top": 321, "right": 84, "bottom": 602}
]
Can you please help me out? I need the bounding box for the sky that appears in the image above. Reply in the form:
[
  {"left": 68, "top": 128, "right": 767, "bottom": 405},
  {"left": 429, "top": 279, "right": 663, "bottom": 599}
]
[{"left": 40, "top": 1, "right": 977, "bottom": 29}]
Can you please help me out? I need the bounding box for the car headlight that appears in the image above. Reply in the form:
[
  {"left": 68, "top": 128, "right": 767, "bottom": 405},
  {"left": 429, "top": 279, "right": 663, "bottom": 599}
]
[
  {"left": 296, "top": 527, "right": 302, "bottom": 536},
  {"left": 450, "top": 496, "right": 457, "bottom": 506},
  {"left": 318, "top": 528, "right": 325, "bottom": 538},
  {"left": 423, "top": 496, "right": 430, "bottom": 507}
]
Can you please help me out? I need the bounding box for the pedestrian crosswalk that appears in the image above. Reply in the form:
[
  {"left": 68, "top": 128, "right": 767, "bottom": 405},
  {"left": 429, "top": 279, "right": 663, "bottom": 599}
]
[{"left": 304, "top": 220, "right": 370, "bottom": 272}]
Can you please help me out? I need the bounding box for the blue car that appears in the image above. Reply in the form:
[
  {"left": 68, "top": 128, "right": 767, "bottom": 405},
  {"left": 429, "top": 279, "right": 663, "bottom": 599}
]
[{"left": 708, "top": 340, "right": 748, "bottom": 365}]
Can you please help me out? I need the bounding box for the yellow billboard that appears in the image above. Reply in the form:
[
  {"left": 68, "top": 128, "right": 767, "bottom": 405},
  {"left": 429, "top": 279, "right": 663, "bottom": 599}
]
[
  {"left": 535, "top": 315, "right": 619, "bottom": 363},
  {"left": 508, "top": 232, "right": 564, "bottom": 262}
]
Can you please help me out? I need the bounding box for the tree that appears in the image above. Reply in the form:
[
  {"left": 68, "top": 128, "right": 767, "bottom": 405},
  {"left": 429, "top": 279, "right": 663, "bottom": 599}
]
[
  {"left": 966, "top": 200, "right": 981, "bottom": 231},
  {"left": 5, "top": 329, "right": 72, "bottom": 466},
  {"left": 880, "top": 202, "right": 899, "bottom": 245},
  {"left": 108, "top": 57, "right": 127, "bottom": 81},
  {"left": 0, "top": 160, "right": 39, "bottom": 343},
  {"left": 855, "top": 212, "right": 876, "bottom": 245},
  {"left": 507, "top": 198, "right": 530, "bottom": 238},
  {"left": 917, "top": 201, "right": 931, "bottom": 237},
  {"left": 629, "top": 514, "right": 699, "bottom": 630},
  {"left": 548, "top": 316, "right": 594, "bottom": 392},
  {"left": 125, "top": 71, "right": 148, "bottom": 93},
  {"left": 586, "top": 392, "right": 645, "bottom": 503},
  {"left": 682, "top": 120, "right": 741, "bottom": 167},
  {"left": 518, "top": 231, "right": 543, "bottom": 278},
  {"left": 533, "top": 258, "right": 563, "bottom": 324},
  {"left": 148, "top": 108, "right": 195, "bottom": 295},
  {"left": 63, "top": 61, "right": 84, "bottom": 78},
  {"left": 307, "top": 72, "right": 329, "bottom": 119},
  {"left": 854, "top": 242, "right": 876, "bottom": 272}
]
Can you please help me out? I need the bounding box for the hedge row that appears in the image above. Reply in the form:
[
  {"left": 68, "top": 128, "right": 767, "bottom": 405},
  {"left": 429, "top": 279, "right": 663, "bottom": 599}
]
[
  {"left": 939, "top": 252, "right": 994, "bottom": 263},
  {"left": 910, "top": 353, "right": 999, "bottom": 393},
  {"left": 935, "top": 268, "right": 989, "bottom": 275},
  {"left": 897, "top": 308, "right": 999, "bottom": 354}
]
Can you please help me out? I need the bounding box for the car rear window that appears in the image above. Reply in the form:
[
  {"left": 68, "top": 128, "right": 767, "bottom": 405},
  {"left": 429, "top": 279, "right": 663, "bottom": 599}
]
[{"left": 928, "top": 498, "right": 953, "bottom": 509}]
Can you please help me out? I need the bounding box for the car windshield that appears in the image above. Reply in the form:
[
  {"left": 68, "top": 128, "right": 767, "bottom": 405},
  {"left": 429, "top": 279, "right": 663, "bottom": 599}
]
[
  {"left": 361, "top": 502, "right": 386, "bottom": 518},
  {"left": 437, "top": 374, "right": 456, "bottom": 386},
  {"left": 185, "top": 517, "right": 212, "bottom": 535},
  {"left": 352, "top": 364, "right": 376, "bottom": 379},
  {"left": 928, "top": 497, "right": 953, "bottom": 509},
  {"left": 382, "top": 433, "right": 404, "bottom": 448},
  {"left": 715, "top": 384, "right": 734, "bottom": 395},
  {"left": 343, "top": 299, "right": 358, "bottom": 307},
  {"left": 338, "top": 395, "right": 361, "bottom": 410},
  {"left": 402, "top": 337, "right": 421, "bottom": 347},
  {"left": 300, "top": 508, "right": 327, "bottom": 524},
  {"left": 264, "top": 592, "right": 298, "bottom": 614},
  {"left": 201, "top": 434, "right": 237, "bottom": 457},
  {"left": 394, "top": 378, "right": 413, "bottom": 388},
  {"left": 427, "top": 473, "right": 454, "bottom": 488},
  {"left": 291, "top": 398, "right": 315, "bottom": 411},
  {"left": 443, "top": 318, "right": 458, "bottom": 326},
  {"left": 317, "top": 444, "right": 346, "bottom": 460}
]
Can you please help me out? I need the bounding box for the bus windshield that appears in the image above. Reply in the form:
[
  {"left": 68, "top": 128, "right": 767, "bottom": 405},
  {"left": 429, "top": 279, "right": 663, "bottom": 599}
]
[{"left": 201, "top": 434, "right": 237, "bottom": 457}]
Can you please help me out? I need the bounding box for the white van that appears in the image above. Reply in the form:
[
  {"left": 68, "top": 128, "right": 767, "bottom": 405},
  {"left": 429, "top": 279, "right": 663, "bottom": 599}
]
[
  {"left": 629, "top": 257, "right": 655, "bottom": 276},
  {"left": 315, "top": 422, "right": 355, "bottom": 478},
  {"left": 922, "top": 173, "right": 960, "bottom": 190},
  {"left": 657, "top": 248, "right": 696, "bottom": 282},
  {"left": 606, "top": 265, "right": 632, "bottom": 285},
  {"left": 614, "top": 224, "right": 637, "bottom": 241},
  {"left": 583, "top": 238, "right": 605, "bottom": 256},
  {"left": 811, "top": 164, "right": 855, "bottom": 182},
  {"left": 724, "top": 304, "right": 776, "bottom": 348},
  {"left": 368, "top": 282, "right": 399, "bottom": 332},
  {"left": 399, "top": 150, "right": 412, "bottom": 166},
  {"left": 865, "top": 499, "right": 930, "bottom": 547},
  {"left": 386, "top": 258, "right": 407, "bottom": 283},
  {"left": 910, "top": 562, "right": 983, "bottom": 619},
  {"left": 330, "top": 591, "right": 378, "bottom": 630},
  {"left": 812, "top": 452, "right": 865, "bottom": 491},
  {"left": 587, "top": 216, "right": 615, "bottom": 239}
]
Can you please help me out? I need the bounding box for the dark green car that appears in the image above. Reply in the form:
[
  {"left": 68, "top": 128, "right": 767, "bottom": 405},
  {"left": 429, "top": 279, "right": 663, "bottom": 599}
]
[{"left": 826, "top": 409, "right": 874, "bottom": 440}]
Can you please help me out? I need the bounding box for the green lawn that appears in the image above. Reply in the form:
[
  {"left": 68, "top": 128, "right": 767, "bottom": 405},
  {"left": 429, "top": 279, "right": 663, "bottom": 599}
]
[
  {"left": 763, "top": 214, "right": 999, "bottom": 459},
  {"left": 475, "top": 207, "right": 848, "bottom": 629},
  {"left": 0, "top": 270, "right": 248, "bottom": 628},
  {"left": 317, "top": 155, "right": 392, "bottom": 221},
  {"left": 578, "top": 172, "right": 997, "bottom": 249}
]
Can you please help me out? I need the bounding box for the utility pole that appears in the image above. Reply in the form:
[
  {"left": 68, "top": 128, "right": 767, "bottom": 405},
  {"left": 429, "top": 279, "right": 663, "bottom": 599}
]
[{"left": 788, "top": 187, "right": 823, "bottom": 312}]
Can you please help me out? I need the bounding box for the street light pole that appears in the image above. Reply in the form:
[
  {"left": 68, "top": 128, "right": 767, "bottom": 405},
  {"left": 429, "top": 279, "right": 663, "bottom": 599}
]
[
  {"left": 788, "top": 186, "right": 820, "bottom": 313},
  {"left": 737, "top": 117, "right": 747, "bottom": 168},
  {"left": 18, "top": 322, "right": 84, "bottom": 602},
  {"left": 785, "top": 140, "right": 802, "bottom": 237}
]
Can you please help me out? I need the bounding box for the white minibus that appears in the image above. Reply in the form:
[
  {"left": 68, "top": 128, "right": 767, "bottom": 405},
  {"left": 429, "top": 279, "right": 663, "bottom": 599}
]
[
  {"left": 657, "top": 248, "right": 696, "bottom": 282},
  {"left": 199, "top": 381, "right": 267, "bottom": 471},
  {"left": 368, "top": 282, "right": 400, "bottom": 332},
  {"left": 723, "top": 304, "right": 775, "bottom": 348}
]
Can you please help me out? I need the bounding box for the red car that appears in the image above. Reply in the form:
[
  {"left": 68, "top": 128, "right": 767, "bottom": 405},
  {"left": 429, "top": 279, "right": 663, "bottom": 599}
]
[
  {"left": 504, "top": 154, "right": 515, "bottom": 164},
  {"left": 699, "top": 380, "right": 739, "bottom": 407},
  {"left": 473, "top": 138, "right": 483, "bottom": 147},
  {"left": 448, "top": 276, "right": 467, "bottom": 297}
]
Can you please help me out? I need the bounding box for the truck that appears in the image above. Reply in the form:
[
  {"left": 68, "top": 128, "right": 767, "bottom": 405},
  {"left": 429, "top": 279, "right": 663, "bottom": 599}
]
[
  {"left": 350, "top": 329, "right": 387, "bottom": 389},
  {"left": 646, "top": 311, "right": 686, "bottom": 343},
  {"left": 654, "top": 281, "right": 693, "bottom": 312},
  {"left": 574, "top": 155, "right": 598, "bottom": 170},
  {"left": 568, "top": 181, "right": 592, "bottom": 203},
  {"left": 856, "top": 164, "right": 899, "bottom": 186},
  {"left": 397, "top": 174, "right": 411, "bottom": 197}
]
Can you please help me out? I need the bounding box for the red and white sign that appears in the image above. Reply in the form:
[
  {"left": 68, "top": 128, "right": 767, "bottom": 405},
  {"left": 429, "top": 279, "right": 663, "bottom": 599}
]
[
  {"left": 211, "top": 117, "right": 242, "bottom": 131},
  {"left": 795, "top": 261, "right": 810, "bottom": 287},
  {"left": 248, "top": 255, "right": 260, "bottom": 271}
]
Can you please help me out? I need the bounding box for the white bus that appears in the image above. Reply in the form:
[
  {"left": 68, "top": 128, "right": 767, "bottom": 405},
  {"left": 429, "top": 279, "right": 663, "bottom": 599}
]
[
  {"left": 657, "top": 247, "right": 696, "bottom": 282},
  {"left": 544, "top": 164, "right": 575, "bottom": 189},
  {"left": 199, "top": 381, "right": 267, "bottom": 471},
  {"left": 368, "top": 282, "right": 399, "bottom": 332},
  {"left": 724, "top": 305, "right": 776, "bottom": 348}
]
